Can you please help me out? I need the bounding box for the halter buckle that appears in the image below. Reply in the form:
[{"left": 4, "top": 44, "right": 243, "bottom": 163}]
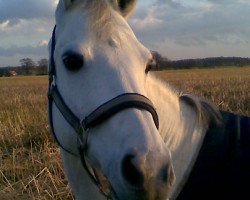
[
  {"left": 50, "top": 75, "right": 56, "bottom": 88},
  {"left": 48, "top": 75, "right": 57, "bottom": 99},
  {"left": 77, "top": 126, "right": 89, "bottom": 150}
]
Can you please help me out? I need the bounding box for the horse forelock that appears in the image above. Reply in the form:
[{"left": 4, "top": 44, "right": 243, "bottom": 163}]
[
  {"left": 57, "top": 0, "right": 127, "bottom": 43},
  {"left": 86, "top": 0, "right": 120, "bottom": 41}
]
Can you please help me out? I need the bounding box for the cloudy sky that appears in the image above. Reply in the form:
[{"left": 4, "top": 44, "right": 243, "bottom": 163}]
[{"left": 0, "top": 0, "right": 250, "bottom": 67}]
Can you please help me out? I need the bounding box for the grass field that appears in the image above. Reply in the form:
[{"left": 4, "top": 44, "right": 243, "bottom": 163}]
[
  {"left": 0, "top": 67, "right": 249, "bottom": 199},
  {"left": 155, "top": 67, "right": 250, "bottom": 116},
  {"left": 0, "top": 76, "right": 73, "bottom": 200}
]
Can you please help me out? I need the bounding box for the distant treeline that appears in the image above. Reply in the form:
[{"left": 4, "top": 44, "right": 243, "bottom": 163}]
[
  {"left": 151, "top": 51, "right": 250, "bottom": 70},
  {"left": 0, "top": 58, "right": 48, "bottom": 77},
  {"left": 1, "top": 54, "right": 250, "bottom": 77}
]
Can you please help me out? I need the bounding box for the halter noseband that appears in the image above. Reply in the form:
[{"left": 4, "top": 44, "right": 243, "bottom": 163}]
[{"left": 48, "top": 26, "right": 159, "bottom": 199}]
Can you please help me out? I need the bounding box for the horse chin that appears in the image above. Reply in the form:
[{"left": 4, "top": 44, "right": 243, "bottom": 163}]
[
  {"left": 110, "top": 188, "right": 170, "bottom": 200},
  {"left": 94, "top": 168, "right": 170, "bottom": 200},
  {"left": 109, "top": 177, "right": 172, "bottom": 200}
]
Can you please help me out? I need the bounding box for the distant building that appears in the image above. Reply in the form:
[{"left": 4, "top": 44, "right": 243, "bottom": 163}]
[{"left": 7, "top": 70, "right": 17, "bottom": 77}]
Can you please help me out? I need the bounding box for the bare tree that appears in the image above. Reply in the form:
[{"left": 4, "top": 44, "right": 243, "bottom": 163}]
[
  {"left": 20, "top": 58, "right": 36, "bottom": 75},
  {"left": 37, "top": 58, "right": 48, "bottom": 75}
]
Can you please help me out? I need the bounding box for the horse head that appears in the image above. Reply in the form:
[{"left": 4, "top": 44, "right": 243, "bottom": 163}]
[{"left": 49, "top": 0, "right": 175, "bottom": 199}]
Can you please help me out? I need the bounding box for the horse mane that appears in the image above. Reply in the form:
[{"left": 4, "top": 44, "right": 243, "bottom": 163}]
[
  {"left": 145, "top": 74, "right": 222, "bottom": 150},
  {"left": 179, "top": 94, "right": 222, "bottom": 128},
  {"left": 145, "top": 74, "right": 223, "bottom": 198},
  {"left": 145, "top": 74, "right": 183, "bottom": 147}
]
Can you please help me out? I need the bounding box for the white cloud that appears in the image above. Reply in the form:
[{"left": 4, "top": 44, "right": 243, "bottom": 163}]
[
  {"left": 0, "top": 44, "right": 47, "bottom": 57},
  {"left": 130, "top": 6, "right": 163, "bottom": 29},
  {"left": 0, "top": 20, "right": 10, "bottom": 31},
  {"left": 53, "top": 0, "right": 59, "bottom": 6},
  {"left": 0, "top": 1, "right": 54, "bottom": 66},
  {"left": 196, "top": 2, "right": 215, "bottom": 11},
  {"left": 0, "top": 18, "right": 53, "bottom": 46},
  {"left": 0, "top": 0, "right": 56, "bottom": 23},
  {"left": 130, "top": 0, "right": 250, "bottom": 59},
  {"left": 38, "top": 40, "right": 49, "bottom": 47}
]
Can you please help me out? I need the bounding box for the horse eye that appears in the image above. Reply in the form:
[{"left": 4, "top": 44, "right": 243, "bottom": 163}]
[
  {"left": 145, "top": 59, "right": 156, "bottom": 74},
  {"left": 62, "top": 51, "right": 84, "bottom": 71}
]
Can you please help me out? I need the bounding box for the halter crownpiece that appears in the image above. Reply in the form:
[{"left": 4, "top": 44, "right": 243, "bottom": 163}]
[{"left": 48, "top": 25, "right": 159, "bottom": 199}]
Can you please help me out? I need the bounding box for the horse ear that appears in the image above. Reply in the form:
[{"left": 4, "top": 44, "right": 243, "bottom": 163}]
[
  {"left": 117, "top": 0, "right": 137, "bottom": 18},
  {"left": 62, "top": 0, "right": 75, "bottom": 10},
  {"left": 180, "top": 94, "right": 222, "bottom": 127}
]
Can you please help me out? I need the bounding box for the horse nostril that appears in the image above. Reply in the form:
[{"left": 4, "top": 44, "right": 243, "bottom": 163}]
[
  {"left": 121, "top": 154, "right": 144, "bottom": 188},
  {"left": 160, "top": 165, "right": 171, "bottom": 183},
  {"left": 62, "top": 51, "right": 84, "bottom": 71},
  {"left": 160, "top": 164, "right": 175, "bottom": 187}
]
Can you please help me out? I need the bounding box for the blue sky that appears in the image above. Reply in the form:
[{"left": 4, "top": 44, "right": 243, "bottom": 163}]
[{"left": 0, "top": 0, "right": 250, "bottom": 67}]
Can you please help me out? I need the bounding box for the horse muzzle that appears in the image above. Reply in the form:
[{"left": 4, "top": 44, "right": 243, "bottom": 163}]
[{"left": 107, "top": 149, "right": 176, "bottom": 200}]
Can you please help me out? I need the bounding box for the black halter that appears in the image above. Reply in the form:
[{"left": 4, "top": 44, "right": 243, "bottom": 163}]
[{"left": 48, "top": 26, "right": 159, "bottom": 199}]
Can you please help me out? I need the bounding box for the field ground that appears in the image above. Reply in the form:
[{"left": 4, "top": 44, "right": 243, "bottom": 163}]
[
  {"left": 154, "top": 67, "right": 250, "bottom": 116},
  {"left": 0, "top": 67, "right": 249, "bottom": 199}
]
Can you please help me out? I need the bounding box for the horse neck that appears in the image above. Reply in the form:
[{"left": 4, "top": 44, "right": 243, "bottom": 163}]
[{"left": 146, "top": 74, "right": 207, "bottom": 198}]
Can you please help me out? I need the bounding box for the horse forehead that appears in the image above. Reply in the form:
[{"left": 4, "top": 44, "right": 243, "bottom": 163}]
[
  {"left": 57, "top": 1, "right": 139, "bottom": 45},
  {"left": 57, "top": 15, "right": 138, "bottom": 55},
  {"left": 55, "top": 1, "right": 150, "bottom": 62}
]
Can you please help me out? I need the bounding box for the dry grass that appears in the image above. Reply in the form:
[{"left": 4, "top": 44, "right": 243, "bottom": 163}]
[
  {"left": 154, "top": 67, "right": 250, "bottom": 116},
  {"left": 0, "top": 67, "right": 249, "bottom": 199},
  {"left": 0, "top": 76, "right": 73, "bottom": 199}
]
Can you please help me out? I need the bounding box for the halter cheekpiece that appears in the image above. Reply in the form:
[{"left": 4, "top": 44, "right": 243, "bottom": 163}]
[{"left": 48, "top": 25, "right": 159, "bottom": 199}]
